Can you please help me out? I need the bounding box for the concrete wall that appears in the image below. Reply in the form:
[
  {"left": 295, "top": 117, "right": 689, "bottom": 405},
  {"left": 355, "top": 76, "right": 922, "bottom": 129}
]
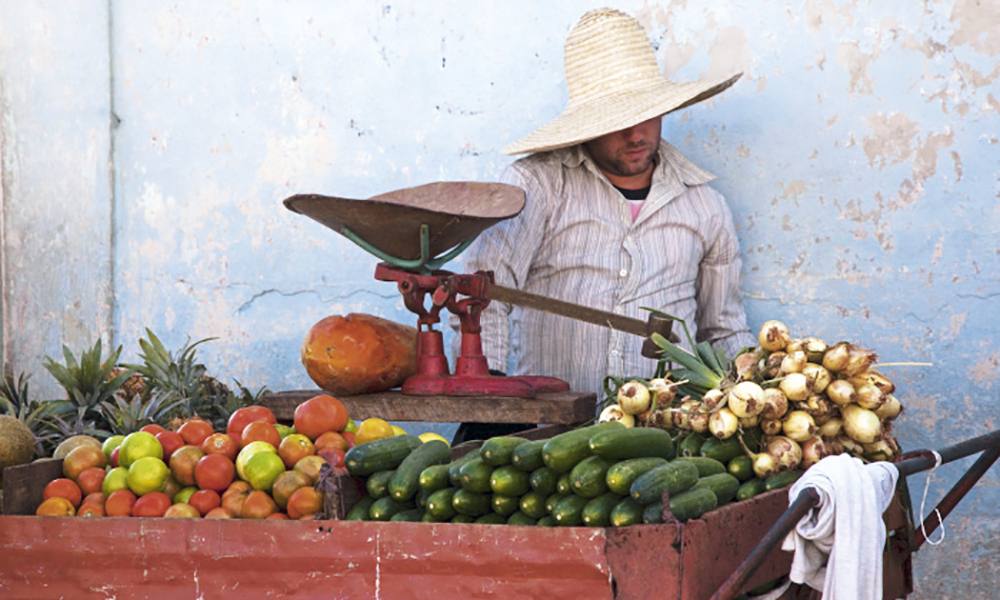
[{"left": 1, "top": 1, "right": 997, "bottom": 596}]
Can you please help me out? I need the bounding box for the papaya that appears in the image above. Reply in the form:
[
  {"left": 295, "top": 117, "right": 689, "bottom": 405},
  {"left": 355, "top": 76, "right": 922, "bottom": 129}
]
[{"left": 301, "top": 313, "right": 418, "bottom": 396}]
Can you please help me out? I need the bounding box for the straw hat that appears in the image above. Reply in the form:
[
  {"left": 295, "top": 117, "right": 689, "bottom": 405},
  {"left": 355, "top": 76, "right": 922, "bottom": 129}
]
[{"left": 502, "top": 8, "right": 742, "bottom": 155}]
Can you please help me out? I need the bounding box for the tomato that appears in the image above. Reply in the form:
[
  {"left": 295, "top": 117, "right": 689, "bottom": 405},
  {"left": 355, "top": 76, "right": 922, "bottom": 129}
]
[
  {"left": 155, "top": 431, "right": 185, "bottom": 461},
  {"left": 241, "top": 421, "right": 281, "bottom": 449},
  {"left": 293, "top": 395, "right": 349, "bottom": 440},
  {"left": 177, "top": 419, "right": 214, "bottom": 447},
  {"left": 201, "top": 433, "right": 239, "bottom": 461},
  {"left": 194, "top": 454, "right": 236, "bottom": 493},
  {"left": 227, "top": 406, "right": 277, "bottom": 438},
  {"left": 132, "top": 492, "right": 172, "bottom": 518}
]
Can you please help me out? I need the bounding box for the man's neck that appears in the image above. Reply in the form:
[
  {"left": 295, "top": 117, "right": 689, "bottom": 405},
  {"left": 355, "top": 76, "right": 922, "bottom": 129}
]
[{"left": 602, "top": 166, "right": 655, "bottom": 190}]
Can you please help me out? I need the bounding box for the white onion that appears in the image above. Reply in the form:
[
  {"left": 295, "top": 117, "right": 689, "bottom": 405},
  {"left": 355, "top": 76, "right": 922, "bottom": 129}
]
[
  {"left": 617, "top": 380, "right": 651, "bottom": 415},
  {"left": 672, "top": 399, "right": 700, "bottom": 430},
  {"left": 763, "top": 351, "right": 786, "bottom": 378},
  {"left": 874, "top": 394, "right": 902, "bottom": 421},
  {"left": 825, "top": 379, "right": 856, "bottom": 407},
  {"left": 822, "top": 341, "right": 851, "bottom": 373},
  {"left": 760, "top": 388, "right": 789, "bottom": 420},
  {"left": 836, "top": 434, "right": 863, "bottom": 457},
  {"left": 689, "top": 409, "right": 710, "bottom": 434},
  {"left": 753, "top": 453, "right": 779, "bottom": 478},
  {"left": 738, "top": 413, "right": 760, "bottom": 429},
  {"left": 849, "top": 370, "right": 896, "bottom": 395},
  {"left": 779, "top": 372, "right": 810, "bottom": 401},
  {"left": 800, "top": 436, "right": 834, "bottom": 469},
  {"left": 728, "top": 381, "right": 766, "bottom": 418},
  {"left": 862, "top": 438, "right": 899, "bottom": 462},
  {"left": 801, "top": 337, "right": 829, "bottom": 363},
  {"left": 767, "top": 436, "right": 803, "bottom": 471},
  {"left": 709, "top": 408, "right": 739, "bottom": 439},
  {"left": 842, "top": 344, "right": 878, "bottom": 377},
  {"left": 647, "top": 378, "right": 678, "bottom": 406},
  {"left": 782, "top": 410, "right": 818, "bottom": 442},
  {"left": 599, "top": 404, "right": 635, "bottom": 427},
  {"left": 780, "top": 350, "right": 808, "bottom": 375},
  {"left": 854, "top": 383, "right": 886, "bottom": 410},
  {"left": 760, "top": 418, "right": 783, "bottom": 435},
  {"left": 841, "top": 404, "right": 882, "bottom": 444},
  {"left": 818, "top": 417, "right": 843, "bottom": 438},
  {"left": 701, "top": 388, "right": 728, "bottom": 412},
  {"left": 785, "top": 339, "right": 804, "bottom": 354},
  {"left": 758, "top": 320, "right": 791, "bottom": 352}
]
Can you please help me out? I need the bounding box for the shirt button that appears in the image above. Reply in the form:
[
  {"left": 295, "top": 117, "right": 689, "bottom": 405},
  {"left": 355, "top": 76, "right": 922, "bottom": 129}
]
[
  {"left": 611, "top": 350, "right": 620, "bottom": 357},
  {"left": 619, "top": 269, "right": 628, "bottom": 277}
]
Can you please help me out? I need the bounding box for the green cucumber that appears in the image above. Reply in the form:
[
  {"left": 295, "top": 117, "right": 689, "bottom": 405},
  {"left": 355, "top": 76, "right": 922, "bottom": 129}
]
[
  {"left": 452, "top": 488, "right": 491, "bottom": 516},
  {"left": 458, "top": 458, "right": 495, "bottom": 493},
  {"left": 519, "top": 491, "right": 549, "bottom": 520},
  {"left": 389, "top": 439, "right": 452, "bottom": 502},
  {"left": 545, "top": 492, "right": 571, "bottom": 515},
  {"left": 475, "top": 513, "right": 507, "bottom": 525},
  {"left": 727, "top": 455, "right": 754, "bottom": 482},
  {"left": 676, "top": 432, "right": 708, "bottom": 458},
  {"left": 507, "top": 511, "right": 537, "bottom": 526},
  {"left": 344, "top": 434, "right": 423, "bottom": 477},
  {"left": 642, "top": 501, "right": 665, "bottom": 524},
  {"left": 425, "top": 487, "right": 459, "bottom": 520},
  {"left": 699, "top": 436, "right": 744, "bottom": 463},
  {"left": 422, "top": 511, "right": 446, "bottom": 523},
  {"left": 447, "top": 451, "right": 479, "bottom": 487},
  {"left": 588, "top": 427, "right": 674, "bottom": 461},
  {"left": 668, "top": 487, "right": 718, "bottom": 521},
  {"left": 490, "top": 465, "right": 530, "bottom": 497},
  {"left": 630, "top": 461, "right": 700, "bottom": 505},
  {"left": 529, "top": 466, "right": 559, "bottom": 496},
  {"left": 736, "top": 478, "right": 767, "bottom": 501},
  {"left": 418, "top": 464, "right": 452, "bottom": 493},
  {"left": 569, "top": 455, "right": 614, "bottom": 499},
  {"left": 542, "top": 421, "right": 626, "bottom": 473},
  {"left": 390, "top": 508, "right": 426, "bottom": 522},
  {"left": 511, "top": 439, "right": 546, "bottom": 472},
  {"left": 416, "top": 488, "right": 430, "bottom": 509},
  {"left": 480, "top": 436, "right": 529, "bottom": 466},
  {"left": 365, "top": 470, "right": 395, "bottom": 499},
  {"left": 369, "top": 496, "right": 415, "bottom": 521},
  {"left": 450, "top": 514, "right": 475, "bottom": 523},
  {"left": 673, "top": 456, "right": 727, "bottom": 477},
  {"left": 556, "top": 473, "right": 573, "bottom": 495},
  {"left": 606, "top": 457, "right": 668, "bottom": 496},
  {"left": 581, "top": 492, "right": 622, "bottom": 527},
  {"left": 609, "top": 497, "right": 645, "bottom": 527},
  {"left": 551, "top": 494, "right": 589, "bottom": 526},
  {"left": 536, "top": 515, "right": 557, "bottom": 527},
  {"left": 345, "top": 496, "right": 376, "bottom": 521},
  {"left": 692, "top": 473, "right": 741, "bottom": 505},
  {"left": 765, "top": 469, "right": 804, "bottom": 492},
  {"left": 491, "top": 494, "right": 520, "bottom": 516}
]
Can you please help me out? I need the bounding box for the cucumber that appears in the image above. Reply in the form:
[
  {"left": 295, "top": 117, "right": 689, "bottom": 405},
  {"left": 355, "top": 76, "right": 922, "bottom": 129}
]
[
  {"left": 425, "top": 487, "right": 459, "bottom": 520},
  {"left": 491, "top": 494, "right": 520, "bottom": 516},
  {"left": 458, "top": 458, "right": 495, "bottom": 493},
  {"left": 480, "top": 436, "right": 529, "bottom": 466},
  {"left": 345, "top": 434, "right": 422, "bottom": 477},
  {"left": 452, "top": 488, "right": 491, "bottom": 516},
  {"left": 692, "top": 473, "right": 741, "bottom": 505},
  {"left": 606, "top": 457, "right": 668, "bottom": 496},
  {"left": 581, "top": 492, "right": 622, "bottom": 527},
  {"left": 668, "top": 487, "right": 718, "bottom": 521},
  {"left": 545, "top": 492, "right": 570, "bottom": 515},
  {"left": 421, "top": 511, "right": 446, "bottom": 523},
  {"left": 345, "top": 496, "right": 376, "bottom": 521},
  {"left": 542, "top": 421, "right": 626, "bottom": 473},
  {"left": 727, "top": 455, "right": 754, "bottom": 482},
  {"left": 589, "top": 427, "right": 674, "bottom": 461},
  {"left": 519, "top": 491, "right": 549, "bottom": 520},
  {"left": 447, "top": 451, "right": 479, "bottom": 487},
  {"left": 529, "top": 466, "right": 559, "bottom": 496},
  {"left": 765, "top": 469, "right": 804, "bottom": 492},
  {"left": 419, "top": 464, "right": 452, "bottom": 493},
  {"left": 475, "top": 513, "right": 507, "bottom": 525},
  {"left": 450, "top": 514, "right": 475, "bottom": 524},
  {"left": 556, "top": 473, "right": 573, "bottom": 495},
  {"left": 490, "top": 465, "right": 530, "bottom": 497},
  {"left": 369, "top": 496, "right": 415, "bottom": 521},
  {"left": 630, "top": 461, "right": 700, "bottom": 505},
  {"left": 389, "top": 440, "right": 452, "bottom": 502},
  {"left": 390, "top": 508, "right": 426, "bottom": 522},
  {"left": 507, "top": 511, "right": 537, "bottom": 526},
  {"left": 569, "top": 455, "right": 615, "bottom": 499},
  {"left": 676, "top": 432, "right": 708, "bottom": 458},
  {"left": 742, "top": 428, "right": 765, "bottom": 453},
  {"left": 416, "top": 488, "right": 430, "bottom": 509},
  {"left": 736, "top": 478, "right": 767, "bottom": 501},
  {"left": 609, "top": 497, "right": 645, "bottom": 527},
  {"left": 365, "top": 470, "right": 395, "bottom": 499},
  {"left": 641, "top": 501, "right": 665, "bottom": 524},
  {"left": 551, "top": 494, "right": 589, "bottom": 526},
  {"left": 536, "top": 516, "right": 557, "bottom": 527},
  {"left": 698, "top": 436, "right": 744, "bottom": 463},
  {"left": 511, "top": 439, "right": 546, "bottom": 472},
  {"left": 673, "top": 456, "right": 727, "bottom": 477}
]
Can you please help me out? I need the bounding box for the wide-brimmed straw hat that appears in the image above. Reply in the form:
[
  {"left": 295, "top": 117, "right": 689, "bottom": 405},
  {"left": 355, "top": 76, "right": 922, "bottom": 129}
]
[{"left": 502, "top": 8, "right": 742, "bottom": 155}]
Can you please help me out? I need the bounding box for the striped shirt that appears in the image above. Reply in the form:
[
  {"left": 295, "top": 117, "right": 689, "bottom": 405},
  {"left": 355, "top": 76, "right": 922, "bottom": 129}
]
[{"left": 452, "top": 141, "right": 754, "bottom": 401}]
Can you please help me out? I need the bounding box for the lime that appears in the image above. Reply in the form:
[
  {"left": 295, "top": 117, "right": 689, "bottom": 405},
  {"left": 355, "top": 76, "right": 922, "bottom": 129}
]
[
  {"left": 173, "top": 486, "right": 198, "bottom": 504},
  {"left": 127, "top": 456, "right": 170, "bottom": 496},
  {"left": 343, "top": 419, "right": 357, "bottom": 434},
  {"left": 418, "top": 432, "right": 450, "bottom": 446},
  {"left": 390, "top": 425, "right": 408, "bottom": 436},
  {"left": 243, "top": 451, "right": 286, "bottom": 492},
  {"left": 102, "top": 435, "right": 126, "bottom": 460},
  {"left": 355, "top": 418, "right": 394, "bottom": 445},
  {"left": 118, "top": 431, "right": 163, "bottom": 468},
  {"left": 236, "top": 441, "right": 277, "bottom": 481},
  {"left": 274, "top": 424, "right": 296, "bottom": 440},
  {"left": 102, "top": 466, "right": 130, "bottom": 497}
]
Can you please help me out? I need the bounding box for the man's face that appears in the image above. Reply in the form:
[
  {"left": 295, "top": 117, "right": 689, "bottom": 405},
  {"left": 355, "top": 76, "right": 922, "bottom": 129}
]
[{"left": 583, "top": 116, "right": 662, "bottom": 186}]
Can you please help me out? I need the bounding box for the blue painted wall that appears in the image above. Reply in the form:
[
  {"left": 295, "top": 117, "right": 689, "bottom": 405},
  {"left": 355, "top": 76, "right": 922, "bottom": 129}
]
[{"left": 1, "top": 1, "right": 998, "bottom": 595}]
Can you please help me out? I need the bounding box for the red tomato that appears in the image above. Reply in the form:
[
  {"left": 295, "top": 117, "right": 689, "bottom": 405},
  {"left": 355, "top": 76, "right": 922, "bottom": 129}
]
[
  {"left": 226, "top": 406, "right": 277, "bottom": 438},
  {"left": 194, "top": 454, "right": 236, "bottom": 493},
  {"left": 140, "top": 424, "right": 166, "bottom": 436},
  {"left": 241, "top": 421, "right": 281, "bottom": 450},
  {"left": 293, "top": 395, "right": 349, "bottom": 440},
  {"left": 132, "top": 492, "right": 172, "bottom": 518},
  {"left": 177, "top": 419, "right": 214, "bottom": 447},
  {"left": 155, "top": 431, "right": 185, "bottom": 461}
]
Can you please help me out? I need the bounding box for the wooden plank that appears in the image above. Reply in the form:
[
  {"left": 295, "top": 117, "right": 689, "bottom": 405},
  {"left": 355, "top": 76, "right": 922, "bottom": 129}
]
[
  {"left": 261, "top": 389, "right": 596, "bottom": 425},
  {"left": 2, "top": 458, "right": 64, "bottom": 516}
]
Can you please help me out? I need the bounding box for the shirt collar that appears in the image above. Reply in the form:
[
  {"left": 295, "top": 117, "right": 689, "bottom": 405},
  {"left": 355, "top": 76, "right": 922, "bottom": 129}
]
[{"left": 553, "top": 141, "right": 717, "bottom": 188}]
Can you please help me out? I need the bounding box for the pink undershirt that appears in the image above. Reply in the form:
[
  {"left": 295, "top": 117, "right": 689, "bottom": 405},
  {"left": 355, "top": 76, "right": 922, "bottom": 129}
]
[{"left": 627, "top": 200, "right": 643, "bottom": 222}]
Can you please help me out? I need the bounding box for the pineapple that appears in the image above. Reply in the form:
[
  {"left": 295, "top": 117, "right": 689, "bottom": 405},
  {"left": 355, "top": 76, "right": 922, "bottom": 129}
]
[{"left": 42, "top": 339, "right": 132, "bottom": 439}]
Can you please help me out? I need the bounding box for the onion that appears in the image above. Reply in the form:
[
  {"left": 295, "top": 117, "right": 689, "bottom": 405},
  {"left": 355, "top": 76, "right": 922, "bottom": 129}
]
[
  {"left": 801, "top": 337, "right": 829, "bottom": 363},
  {"left": 841, "top": 404, "right": 882, "bottom": 444},
  {"left": 672, "top": 399, "right": 700, "bottom": 430},
  {"left": 780, "top": 350, "right": 808, "bottom": 375},
  {"left": 709, "top": 408, "right": 739, "bottom": 439},
  {"left": 645, "top": 407, "right": 672, "bottom": 429},
  {"left": 738, "top": 413, "right": 760, "bottom": 429},
  {"left": 863, "top": 438, "right": 899, "bottom": 462},
  {"left": 762, "top": 351, "right": 786, "bottom": 378},
  {"left": 785, "top": 339, "right": 804, "bottom": 354},
  {"left": 825, "top": 379, "right": 856, "bottom": 407},
  {"left": 701, "top": 388, "right": 728, "bottom": 412},
  {"left": 760, "top": 418, "right": 783, "bottom": 435},
  {"left": 874, "top": 394, "right": 902, "bottom": 421},
  {"left": 689, "top": 408, "right": 710, "bottom": 434},
  {"left": 842, "top": 344, "right": 878, "bottom": 377},
  {"left": 728, "top": 381, "right": 765, "bottom": 418},
  {"left": 854, "top": 383, "right": 886, "bottom": 410},
  {"left": 617, "top": 380, "right": 651, "bottom": 415},
  {"left": 767, "top": 436, "right": 803, "bottom": 471},
  {"left": 733, "top": 351, "right": 761, "bottom": 381},
  {"left": 803, "top": 394, "right": 834, "bottom": 423},
  {"left": 849, "top": 370, "right": 896, "bottom": 395},
  {"left": 802, "top": 363, "right": 832, "bottom": 394},
  {"left": 821, "top": 341, "right": 851, "bottom": 373},
  {"left": 782, "top": 410, "right": 818, "bottom": 442},
  {"left": 599, "top": 404, "right": 635, "bottom": 427},
  {"left": 779, "top": 372, "right": 810, "bottom": 401},
  {"left": 818, "top": 416, "right": 843, "bottom": 438},
  {"left": 800, "top": 436, "right": 834, "bottom": 469},
  {"left": 753, "top": 453, "right": 779, "bottom": 478},
  {"left": 760, "top": 388, "right": 789, "bottom": 420},
  {"left": 836, "top": 434, "right": 863, "bottom": 457},
  {"left": 758, "top": 320, "right": 791, "bottom": 352},
  {"left": 648, "top": 378, "right": 678, "bottom": 406}
]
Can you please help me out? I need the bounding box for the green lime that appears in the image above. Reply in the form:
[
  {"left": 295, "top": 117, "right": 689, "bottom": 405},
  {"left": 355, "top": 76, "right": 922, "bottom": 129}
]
[
  {"left": 119, "top": 431, "right": 163, "bottom": 468},
  {"left": 127, "top": 456, "right": 170, "bottom": 495},
  {"left": 243, "top": 451, "right": 286, "bottom": 492},
  {"left": 102, "top": 466, "right": 130, "bottom": 497}
]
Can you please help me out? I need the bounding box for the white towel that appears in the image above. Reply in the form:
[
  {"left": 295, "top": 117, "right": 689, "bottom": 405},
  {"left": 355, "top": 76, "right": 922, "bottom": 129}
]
[{"left": 780, "top": 453, "right": 900, "bottom": 600}]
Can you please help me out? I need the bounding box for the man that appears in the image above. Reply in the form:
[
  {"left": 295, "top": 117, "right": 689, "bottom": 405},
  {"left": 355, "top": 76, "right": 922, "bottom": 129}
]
[{"left": 451, "top": 8, "right": 754, "bottom": 444}]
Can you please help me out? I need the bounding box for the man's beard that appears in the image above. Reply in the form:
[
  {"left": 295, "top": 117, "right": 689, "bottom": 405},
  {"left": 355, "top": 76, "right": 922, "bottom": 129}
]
[{"left": 602, "top": 140, "right": 659, "bottom": 178}]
